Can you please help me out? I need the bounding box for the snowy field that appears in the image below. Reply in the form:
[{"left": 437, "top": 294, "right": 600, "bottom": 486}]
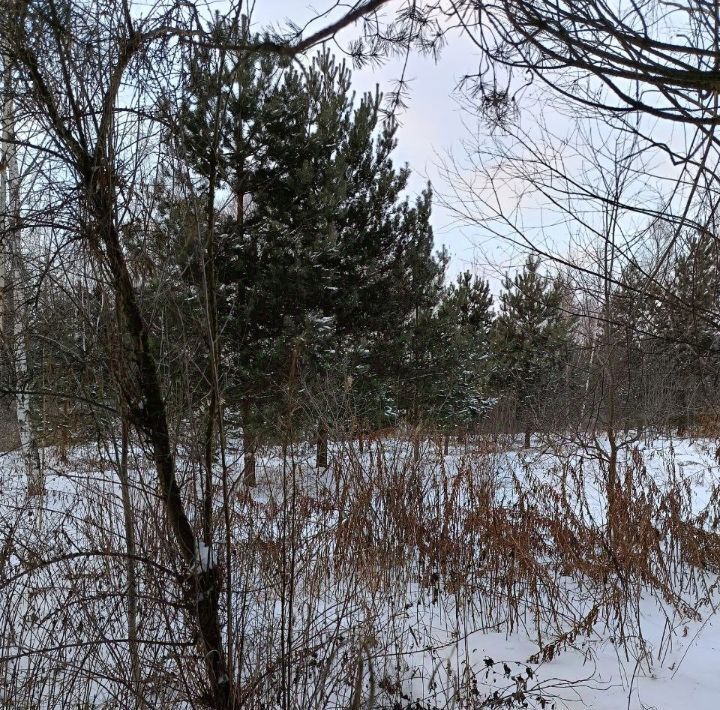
[{"left": 1, "top": 433, "right": 720, "bottom": 708}]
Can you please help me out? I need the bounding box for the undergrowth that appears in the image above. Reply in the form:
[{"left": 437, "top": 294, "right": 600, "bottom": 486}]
[{"left": 1, "top": 433, "right": 719, "bottom": 708}]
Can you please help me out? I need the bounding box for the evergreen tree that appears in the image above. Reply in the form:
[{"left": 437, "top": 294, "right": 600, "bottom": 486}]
[
  {"left": 425, "top": 271, "right": 495, "bottom": 434},
  {"left": 654, "top": 231, "right": 720, "bottom": 429},
  {"left": 171, "top": 32, "right": 444, "bottom": 454},
  {"left": 491, "top": 257, "right": 574, "bottom": 446}
]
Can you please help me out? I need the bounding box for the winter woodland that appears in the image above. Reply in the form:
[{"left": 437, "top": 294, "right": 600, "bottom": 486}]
[{"left": 1, "top": 1, "right": 720, "bottom": 708}]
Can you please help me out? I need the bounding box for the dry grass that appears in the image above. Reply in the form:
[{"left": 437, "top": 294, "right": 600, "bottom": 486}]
[{"left": 0, "top": 431, "right": 718, "bottom": 708}]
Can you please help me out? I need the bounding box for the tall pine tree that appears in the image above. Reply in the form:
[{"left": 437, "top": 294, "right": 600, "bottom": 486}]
[{"left": 169, "top": 31, "right": 444, "bottom": 467}]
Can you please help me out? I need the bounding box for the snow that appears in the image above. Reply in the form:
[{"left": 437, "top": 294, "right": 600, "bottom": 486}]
[{"left": 2, "top": 433, "right": 720, "bottom": 707}]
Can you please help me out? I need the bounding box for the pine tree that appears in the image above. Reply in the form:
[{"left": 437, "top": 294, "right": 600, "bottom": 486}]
[
  {"left": 170, "top": 33, "right": 444, "bottom": 458},
  {"left": 426, "top": 271, "right": 495, "bottom": 435},
  {"left": 491, "top": 257, "right": 574, "bottom": 446},
  {"left": 654, "top": 230, "right": 720, "bottom": 430}
]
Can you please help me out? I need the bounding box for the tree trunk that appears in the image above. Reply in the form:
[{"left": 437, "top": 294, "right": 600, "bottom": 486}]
[
  {"left": 88, "top": 167, "right": 231, "bottom": 707},
  {"left": 241, "top": 399, "right": 256, "bottom": 487},
  {"left": 524, "top": 428, "right": 531, "bottom": 449},
  {"left": 1, "top": 60, "right": 43, "bottom": 496},
  {"left": 203, "top": 387, "right": 217, "bottom": 540},
  {"left": 117, "top": 417, "right": 142, "bottom": 706},
  {"left": 607, "top": 427, "right": 619, "bottom": 543},
  {"left": 14, "top": 324, "right": 42, "bottom": 495},
  {"left": 316, "top": 421, "right": 328, "bottom": 469},
  {"left": 7, "top": 23, "right": 235, "bottom": 707},
  {"left": 243, "top": 443, "right": 256, "bottom": 487}
]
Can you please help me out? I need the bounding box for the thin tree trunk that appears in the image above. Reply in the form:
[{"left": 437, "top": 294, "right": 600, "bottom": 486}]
[
  {"left": 200, "top": 97, "right": 235, "bottom": 682},
  {"left": 117, "top": 417, "right": 142, "bottom": 706},
  {"left": 316, "top": 420, "right": 328, "bottom": 469},
  {"left": 581, "top": 321, "right": 596, "bottom": 423},
  {"left": 607, "top": 426, "right": 619, "bottom": 543},
  {"left": 1, "top": 59, "right": 42, "bottom": 496},
  {"left": 241, "top": 398, "right": 256, "bottom": 487},
  {"left": 203, "top": 388, "right": 216, "bottom": 541},
  {"left": 13, "top": 295, "right": 42, "bottom": 494}
]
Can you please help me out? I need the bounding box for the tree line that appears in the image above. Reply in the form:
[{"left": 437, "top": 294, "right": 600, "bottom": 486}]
[{"left": 3, "top": 23, "right": 720, "bottom": 482}]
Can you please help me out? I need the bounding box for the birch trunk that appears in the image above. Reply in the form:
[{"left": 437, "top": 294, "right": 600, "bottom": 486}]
[
  {"left": 0, "top": 72, "right": 6, "bottom": 329},
  {"left": 1, "top": 59, "right": 43, "bottom": 495}
]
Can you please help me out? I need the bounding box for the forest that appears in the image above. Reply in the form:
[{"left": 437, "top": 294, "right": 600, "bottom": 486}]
[{"left": 1, "top": 1, "right": 720, "bottom": 709}]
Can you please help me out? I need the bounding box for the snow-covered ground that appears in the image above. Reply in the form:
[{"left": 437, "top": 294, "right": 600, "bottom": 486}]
[{"left": 1, "top": 433, "right": 719, "bottom": 708}]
